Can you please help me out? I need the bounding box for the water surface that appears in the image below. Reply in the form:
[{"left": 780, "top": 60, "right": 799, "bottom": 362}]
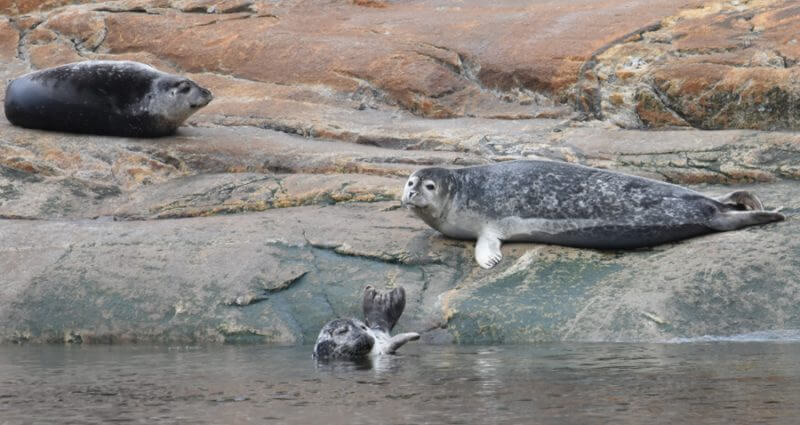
[{"left": 1, "top": 342, "right": 799, "bottom": 424}]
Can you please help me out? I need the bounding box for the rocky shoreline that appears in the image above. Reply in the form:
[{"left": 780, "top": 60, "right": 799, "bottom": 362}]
[{"left": 1, "top": 0, "right": 798, "bottom": 344}]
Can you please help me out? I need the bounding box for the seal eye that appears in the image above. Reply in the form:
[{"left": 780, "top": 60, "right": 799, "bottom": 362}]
[
  {"left": 335, "top": 327, "right": 348, "bottom": 335},
  {"left": 425, "top": 183, "right": 435, "bottom": 191},
  {"left": 407, "top": 181, "right": 413, "bottom": 187},
  {"left": 176, "top": 82, "right": 192, "bottom": 94}
]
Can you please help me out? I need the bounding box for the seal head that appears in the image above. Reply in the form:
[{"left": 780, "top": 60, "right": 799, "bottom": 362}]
[
  {"left": 148, "top": 74, "right": 213, "bottom": 127},
  {"left": 401, "top": 167, "right": 456, "bottom": 231},
  {"left": 313, "top": 318, "right": 375, "bottom": 360}
]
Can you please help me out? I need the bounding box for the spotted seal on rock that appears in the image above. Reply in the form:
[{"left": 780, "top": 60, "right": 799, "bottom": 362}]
[
  {"left": 4, "top": 60, "right": 212, "bottom": 137},
  {"left": 313, "top": 286, "right": 420, "bottom": 360},
  {"left": 401, "top": 160, "right": 785, "bottom": 269}
]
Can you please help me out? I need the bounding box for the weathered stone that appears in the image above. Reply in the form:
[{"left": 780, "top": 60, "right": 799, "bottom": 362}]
[
  {"left": 1, "top": 182, "right": 796, "bottom": 344},
  {"left": 634, "top": 88, "right": 689, "bottom": 128},
  {"left": 586, "top": 0, "right": 800, "bottom": 130},
  {"left": 0, "top": 18, "right": 19, "bottom": 62},
  {"left": 652, "top": 64, "right": 800, "bottom": 131},
  {"left": 0, "top": 0, "right": 87, "bottom": 15},
  {"left": 43, "top": 10, "right": 107, "bottom": 51},
  {"left": 0, "top": 202, "right": 459, "bottom": 344},
  {"left": 112, "top": 172, "right": 400, "bottom": 219},
  {"left": 2, "top": 0, "right": 800, "bottom": 345},
  {"left": 4, "top": 0, "right": 709, "bottom": 123},
  {"left": 2, "top": 120, "right": 800, "bottom": 220}
]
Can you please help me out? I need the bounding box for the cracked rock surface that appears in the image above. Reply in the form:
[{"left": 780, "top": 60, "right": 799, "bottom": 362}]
[{"left": 1, "top": 0, "right": 799, "bottom": 344}]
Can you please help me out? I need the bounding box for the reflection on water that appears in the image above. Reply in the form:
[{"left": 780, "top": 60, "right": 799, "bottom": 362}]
[{"left": 1, "top": 342, "right": 800, "bottom": 424}]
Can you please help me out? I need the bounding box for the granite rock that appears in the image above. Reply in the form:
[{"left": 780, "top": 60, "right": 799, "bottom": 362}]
[{"left": 1, "top": 0, "right": 800, "bottom": 344}]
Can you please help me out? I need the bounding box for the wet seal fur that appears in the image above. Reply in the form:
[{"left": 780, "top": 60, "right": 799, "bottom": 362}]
[
  {"left": 401, "top": 160, "right": 785, "bottom": 269},
  {"left": 4, "top": 60, "right": 213, "bottom": 137},
  {"left": 313, "top": 286, "right": 420, "bottom": 360}
]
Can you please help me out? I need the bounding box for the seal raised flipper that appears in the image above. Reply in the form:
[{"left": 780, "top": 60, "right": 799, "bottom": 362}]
[
  {"left": 363, "top": 286, "right": 406, "bottom": 332},
  {"left": 715, "top": 191, "right": 764, "bottom": 211},
  {"left": 709, "top": 209, "right": 785, "bottom": 231},
  {"left": 386, "top": 332, "right": 421, "bottom": 354},
  {"left": 476, "top": 231, "right": 503, "bottom": 270}
]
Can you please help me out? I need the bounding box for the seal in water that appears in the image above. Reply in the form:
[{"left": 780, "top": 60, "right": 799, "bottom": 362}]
[
  {"left": 401, "top": 160, "right": 785, "bottom": 269},
  {"left": 4, "top": 60, "right": 213, "bottom": 137},
  {"left": 313, "top": 286, "right": 420, "bottom": 360}
]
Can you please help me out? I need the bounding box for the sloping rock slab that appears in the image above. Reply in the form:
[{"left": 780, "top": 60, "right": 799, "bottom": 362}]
[
  {"left": 0, "top": 202, "right": 463, "bottom": 344},
  {"left": 1, "top": 182, "right": 797, "bottom": 344}
]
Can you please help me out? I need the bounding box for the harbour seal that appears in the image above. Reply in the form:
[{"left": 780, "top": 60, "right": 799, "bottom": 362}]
[
  {"left": 4, "top": 60, "right": 213, "bottom": 137},
  {"left": 401, "top": 160, "right": 785, "bottom": 269},
  {"left": 313, "top": 286, "right": 420, "bottom": 360}
]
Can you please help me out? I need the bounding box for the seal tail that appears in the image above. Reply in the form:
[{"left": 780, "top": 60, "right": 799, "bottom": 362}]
[
  {"left": 363, "top": 286, "right": 406, "bottom": 332},
  {"left": 709, "top": 208, "right": 785, "bottom": 231},
  {"left": 715, "top": 191, "right": 765, "bottom": 211},
  {"left": 386, "top": 332, "right": 421, "bottom": 354}
]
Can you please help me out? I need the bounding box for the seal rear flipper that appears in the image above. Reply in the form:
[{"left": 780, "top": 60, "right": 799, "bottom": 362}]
[
  {"left": 386, "top": 332, "right": 421, "bottom": 354},
  {"left": 363, "top": 286, "right": 406, "bottom": 332},
  {"left": 475, "top": 232, "right": 503, "bottom": 269},
  {"left": 715, "top": 191, "right": 764, "bottom": 211},
  {"left": 709, "top": 210, "right": 785, "bottom": 231}
]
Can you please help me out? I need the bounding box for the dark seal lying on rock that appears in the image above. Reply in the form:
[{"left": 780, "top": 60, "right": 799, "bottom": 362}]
[
  {"left": 4, "top": 60, "right": 213, "bottom": 137},
  {"left": 402, "top": 160, "right": 785, "bottom": 269},
  {"left": 313, "top": 286, "right": 420, "bottom": 360}
]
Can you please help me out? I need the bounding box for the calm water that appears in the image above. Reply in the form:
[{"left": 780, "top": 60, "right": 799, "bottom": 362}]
[{"left": 2, "top": 341, "right": 800, "bottom": 425}]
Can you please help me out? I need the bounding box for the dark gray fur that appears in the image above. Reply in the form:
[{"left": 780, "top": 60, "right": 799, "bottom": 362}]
[
  {"left": 4, "top": 61, "right": 212, "bottom": 137},
  {"left": 402, "top": 160, "right": 785, "bottom": 268},
  {"left": 363, "top": 286, "right": 406, "bottom": 332},
  {"left": 312, "top": 318, "right": 375, "bottom": 360}
]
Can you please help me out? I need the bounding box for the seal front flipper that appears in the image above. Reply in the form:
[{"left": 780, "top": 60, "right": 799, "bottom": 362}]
[
  {"left": 386, "top": 332, "right": 421, "bottom": 354},
  {"left": 475, "top": 232, "right": 503, "bottom": 269},
  {"left": 363, "top": 286, "right": 406, "bottom": 331},
  {"left": 715, "top": 191, "right": 764, "bottom": 211}
]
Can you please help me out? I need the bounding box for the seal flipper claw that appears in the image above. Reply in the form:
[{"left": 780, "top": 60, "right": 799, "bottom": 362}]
[
  {"left": 363, "top": 286, "right": 406, "bottom": 332},
  {"left": 476, "top": 232, "right": 503, "bottom": 269},
  {"left": 386, "top": 332, "right": 421, "bottom": 354},
  {"left": 715, "top": 191, "right": 764, "bottom": 211}
]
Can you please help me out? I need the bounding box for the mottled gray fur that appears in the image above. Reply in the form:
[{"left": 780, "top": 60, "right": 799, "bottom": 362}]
[
  {"left": 313, "top": 286, "right": 419, "bottom": 361},
  {"left": 401, "top": 160, "right": 785, "bottom": 269}
]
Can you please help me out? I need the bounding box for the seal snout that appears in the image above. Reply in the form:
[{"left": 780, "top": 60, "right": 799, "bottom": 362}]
[
  {"left": 190, "top": 86, "right": 213, "bottom": 108},
  {"left": 401, "top": 189, "right": 419, "bottom": 207},
  {"left": 401, "top": 175, "right": 422, "bottom": 208}
]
